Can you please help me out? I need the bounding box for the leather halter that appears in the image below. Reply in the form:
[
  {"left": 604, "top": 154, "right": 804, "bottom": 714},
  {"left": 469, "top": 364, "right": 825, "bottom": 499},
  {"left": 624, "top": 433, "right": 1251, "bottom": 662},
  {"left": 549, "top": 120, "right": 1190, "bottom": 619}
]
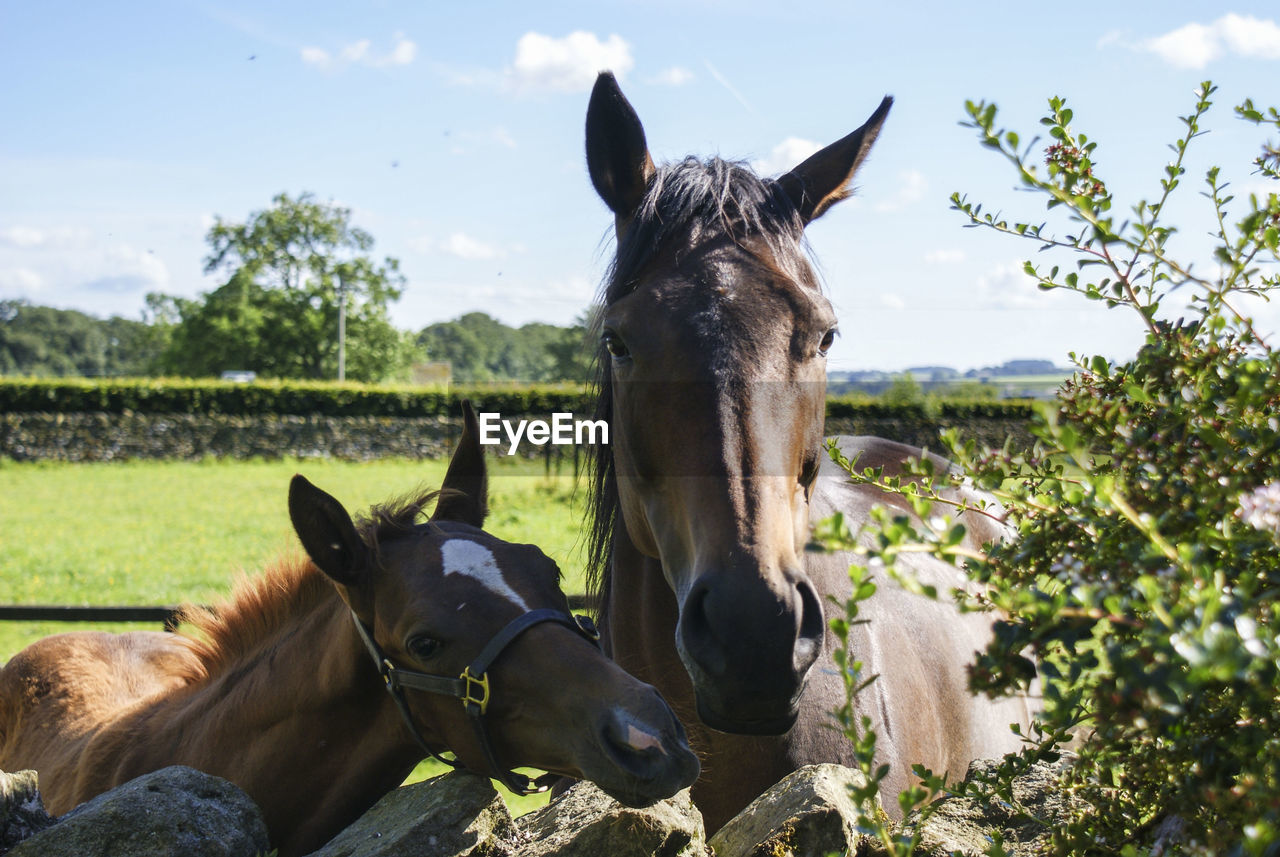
[{"left": 351, "top": 607, "right": 601, "bottom": 795}]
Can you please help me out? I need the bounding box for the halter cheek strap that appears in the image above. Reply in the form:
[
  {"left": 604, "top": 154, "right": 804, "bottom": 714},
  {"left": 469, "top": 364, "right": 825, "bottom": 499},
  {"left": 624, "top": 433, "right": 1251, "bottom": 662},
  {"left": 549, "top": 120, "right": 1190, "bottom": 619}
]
[{"left": 351, "top": 607, "right": 601, "bottom": 795}]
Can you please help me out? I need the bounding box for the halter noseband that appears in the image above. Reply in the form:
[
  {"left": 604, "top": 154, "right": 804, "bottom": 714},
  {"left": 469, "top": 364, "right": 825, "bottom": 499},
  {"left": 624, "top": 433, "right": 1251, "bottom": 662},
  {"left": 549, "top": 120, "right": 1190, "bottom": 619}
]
[{"left": 351, "top": 607, "right": 601, "bottom": 795}]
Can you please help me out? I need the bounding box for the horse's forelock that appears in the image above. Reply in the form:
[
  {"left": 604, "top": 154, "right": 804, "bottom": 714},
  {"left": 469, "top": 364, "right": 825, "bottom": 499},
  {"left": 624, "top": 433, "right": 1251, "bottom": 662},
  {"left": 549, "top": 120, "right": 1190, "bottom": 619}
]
[
  {"left": 600, "top": 157, "right": 811, "bottom": 306},
  {"left": 357, "top": 489, "right": 442, "bottom": 559}
]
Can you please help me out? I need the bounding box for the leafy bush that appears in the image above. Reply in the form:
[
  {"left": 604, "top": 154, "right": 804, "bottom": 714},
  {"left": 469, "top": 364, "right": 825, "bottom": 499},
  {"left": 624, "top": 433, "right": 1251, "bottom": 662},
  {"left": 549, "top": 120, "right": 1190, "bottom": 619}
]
[
  {"left": 823, "top": 83, "right": 1280, "bottom": 855},
  {"left": 0, "top": 378, "right": 594, "bottom": 418}
]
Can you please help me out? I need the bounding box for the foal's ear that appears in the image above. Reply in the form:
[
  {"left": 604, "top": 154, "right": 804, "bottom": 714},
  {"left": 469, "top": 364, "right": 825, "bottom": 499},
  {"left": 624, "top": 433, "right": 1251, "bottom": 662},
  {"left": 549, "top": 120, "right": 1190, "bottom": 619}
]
[
  {"left": 289, "top": 475, "right": 369, "bottom": 587},
  {"left": 431, "top": 400, "right": 488, "bottom": 528},
  {"left": 586, "top": 71, "right": 656, "bottom": 229},
  {"left": 775, "top": 95, "right": 893, "bottom": 224}
]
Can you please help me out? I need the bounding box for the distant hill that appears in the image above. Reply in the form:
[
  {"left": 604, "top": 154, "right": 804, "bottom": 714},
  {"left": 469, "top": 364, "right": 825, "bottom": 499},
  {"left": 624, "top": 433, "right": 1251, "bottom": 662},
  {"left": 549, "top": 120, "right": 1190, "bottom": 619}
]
[{"left": 829, "top": 359, "right": 1072, "bottom": 399}]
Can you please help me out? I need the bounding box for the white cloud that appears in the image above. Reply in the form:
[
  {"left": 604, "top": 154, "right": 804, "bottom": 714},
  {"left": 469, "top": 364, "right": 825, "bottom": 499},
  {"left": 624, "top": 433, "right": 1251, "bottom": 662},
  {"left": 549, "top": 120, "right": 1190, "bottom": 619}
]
[
  {"left": 299, "top": 47, "right": 330, "bottom": 67},
  {"left": 925, "top": 249, "right": 966, "bottom": 265},
  {"left": 0, "top": 226, "right": 171, "bottom": 313},
  {"left": 752, "top": 138, "right": 822, "bottom": 177},
  {"left": 0, "top": 268, "right": 43, "bottom": 291},
  {"left": 101, "top": 245, "right": 170, "bottom": 289},
  {"left": 1095, "top": 30, "right": 1125, "bottom": 50},
  {"left": 879, "top": 293, "right": 906, "bottom": 310},
  {"left": 442, "top": 232, "right": 503, "bottom": 261},
  {"left": 649, "top": 66, "right": 693, "bottom": 87},
  {"left": 1144, "top": 21, "right": 1221, "bottom": 68},
  {"left": 409, "top": 232, "right": 513, "bottom": 261},
  {"left": 874, "top": 169, "right": 929, "bottom": 212},
  {"left": 1218, "top": 13, "right": 1280, "bottom": 58},
  {"left": 301, "top": 46, "right": 332, "bottom": 67},
  {"left": 300, "top": 33, "right": 417, "bottom": 71},
  {"left": 1140, "top": 14, "right": 1280, "bottom": 69},
  {"left": 0, "top": 226, "right": 47, "bottom": 248},
  {"left": 974, "top": 260, "right": 1075, "bottom": 310},
  {"left": 508, "top": 31, "right": 633, "bottom": 92},
  {"left": 382, "top": 35, "right": 417, "bottom": 67},
  {"left": 340, "top": 39, "right": 371, "bottom": 64}
]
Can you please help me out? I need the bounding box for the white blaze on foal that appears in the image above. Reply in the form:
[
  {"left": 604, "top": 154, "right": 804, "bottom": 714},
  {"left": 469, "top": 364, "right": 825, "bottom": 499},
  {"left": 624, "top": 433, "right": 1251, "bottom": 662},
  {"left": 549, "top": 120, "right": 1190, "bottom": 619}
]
[{"left": 440, "top": 539, "right": 530, "bottom": 611}]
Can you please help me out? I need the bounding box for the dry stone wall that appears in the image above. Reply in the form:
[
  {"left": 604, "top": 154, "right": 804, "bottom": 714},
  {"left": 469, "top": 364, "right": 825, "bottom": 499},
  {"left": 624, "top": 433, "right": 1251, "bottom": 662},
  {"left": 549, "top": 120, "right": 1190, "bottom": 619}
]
[{"left": 2, "top": 761, "right": 1078, "bottom": 857}]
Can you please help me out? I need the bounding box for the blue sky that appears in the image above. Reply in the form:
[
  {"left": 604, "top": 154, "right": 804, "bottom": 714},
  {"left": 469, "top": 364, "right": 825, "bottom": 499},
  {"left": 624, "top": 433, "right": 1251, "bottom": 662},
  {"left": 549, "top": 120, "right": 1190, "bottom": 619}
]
[{"left": 3, "top": 2, "right": 1279, "bottom": 372}]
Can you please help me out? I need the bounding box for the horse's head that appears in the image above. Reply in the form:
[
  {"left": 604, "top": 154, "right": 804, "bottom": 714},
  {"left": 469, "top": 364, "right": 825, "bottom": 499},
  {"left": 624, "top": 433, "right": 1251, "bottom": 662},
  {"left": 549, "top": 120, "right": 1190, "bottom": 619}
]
[
  {"left": 585, "top": 72, "right": 890, "bottom": 735},
  {"left": 288, "top": 403, "right": 699, "bottom": 806}
]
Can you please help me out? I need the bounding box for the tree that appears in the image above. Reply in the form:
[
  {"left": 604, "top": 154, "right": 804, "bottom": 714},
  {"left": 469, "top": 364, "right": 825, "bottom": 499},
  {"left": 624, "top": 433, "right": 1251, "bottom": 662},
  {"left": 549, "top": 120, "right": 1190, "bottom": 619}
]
[
  {"left": 0, "top": 300, "right": 158, "bottom": 377},
  {"left": 822, "top": 84, "right": 1280, "bottom": 855},
  {"left": 545, "top": 310, "right": 597, "bottom": 383},
  {"left": 880, "top": 373, "right": 925, "bottom": 407},
  {"left": 416, "top": 311, "right": 595, "bottom": 383},
  {"left": 155, "top": 193, "right": 416, "bottom": 382}
]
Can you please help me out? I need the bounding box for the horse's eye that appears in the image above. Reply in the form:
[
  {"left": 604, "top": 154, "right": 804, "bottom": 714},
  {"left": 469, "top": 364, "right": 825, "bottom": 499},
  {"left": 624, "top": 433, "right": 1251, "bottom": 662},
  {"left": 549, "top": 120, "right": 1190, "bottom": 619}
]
[
  {"left": 406, "top": 635, "right": 441, "bottom": 662},
  {"left": 602, "top": 330, "right": 630, "bottom": 359},
  {"left": 818, "top": 328, "right": 837, "bottom": 355}
]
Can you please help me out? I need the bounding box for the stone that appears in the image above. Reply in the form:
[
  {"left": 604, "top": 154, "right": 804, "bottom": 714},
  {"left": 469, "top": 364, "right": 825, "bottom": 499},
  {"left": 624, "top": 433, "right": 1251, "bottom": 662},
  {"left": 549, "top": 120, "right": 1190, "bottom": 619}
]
[
  {"left": 514, "top": 781, "right": 707, "bottom": 857},
  {"left": 9, "top": 765, "right": 269, "bottom": 857},
  {"left": 1, "top": 769, "right": 56, "bottom": 851},
  {"left": 307, "top": 770, "right": 517, "bottom": 857},
  {"left": 896, "top": 757, "right": 1078, "bottom": 856},
  {"left": 708, "top": 764, "right": 878, "bottom": 857}
]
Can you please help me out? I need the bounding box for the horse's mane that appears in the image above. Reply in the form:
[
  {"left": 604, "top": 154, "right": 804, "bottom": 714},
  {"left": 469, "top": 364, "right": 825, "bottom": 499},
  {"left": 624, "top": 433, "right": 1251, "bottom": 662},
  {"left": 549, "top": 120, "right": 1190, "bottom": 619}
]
[
  {"left": 178, "top": 489, "right": 443, "bottom": 676},
  {"left": 584, "top": 156, "right": 814, "bottom": 607}
]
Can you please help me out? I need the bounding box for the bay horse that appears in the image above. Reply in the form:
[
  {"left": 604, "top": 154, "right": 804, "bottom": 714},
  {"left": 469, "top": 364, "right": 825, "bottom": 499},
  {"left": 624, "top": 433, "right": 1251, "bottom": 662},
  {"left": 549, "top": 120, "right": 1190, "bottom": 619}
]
[
  {"left": 0, "top": 403, "right": 699, "bottom": 857},
  {"left": 583, "top": 72, "right": 1037, "bottom": 830}
]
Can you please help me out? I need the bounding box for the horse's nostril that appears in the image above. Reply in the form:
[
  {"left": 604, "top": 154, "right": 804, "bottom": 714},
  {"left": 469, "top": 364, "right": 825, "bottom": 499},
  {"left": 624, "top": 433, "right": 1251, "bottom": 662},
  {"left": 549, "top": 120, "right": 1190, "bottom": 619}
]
[
  {"left": 679, "top": 580, "right": 728, "bottom": 677},
  {"left": 793, "top": 574, "right": 824, "bottom": 672},
  {"left": 602, "top": 709, "right": 676, "bottom": 781},
  {"left": 681, "top": 570, "right": 823, "bottom": 683},
  {"left": 606, "top": 712, "right": 667, "bottom": 758}
]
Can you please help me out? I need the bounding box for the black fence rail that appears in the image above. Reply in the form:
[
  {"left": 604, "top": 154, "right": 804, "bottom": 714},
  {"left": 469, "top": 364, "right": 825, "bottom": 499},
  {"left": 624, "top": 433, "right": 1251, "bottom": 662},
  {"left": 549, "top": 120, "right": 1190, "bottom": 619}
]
[
  {"left": 0, "top": 605, "right": 187, "bottom": 631},
  {"left": 0, "top": 595, "right": 596, "bottom": 633}
]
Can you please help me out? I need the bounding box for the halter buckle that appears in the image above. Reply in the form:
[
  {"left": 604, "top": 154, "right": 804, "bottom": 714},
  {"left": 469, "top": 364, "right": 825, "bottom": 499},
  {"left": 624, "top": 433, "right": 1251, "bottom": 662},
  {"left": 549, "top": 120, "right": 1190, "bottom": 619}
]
[
  {"left": 574, "top": 613, "right": 601, "bottom": 644},
  {"left": 460, "top": 667, "right": 490, "bottom": 714}
]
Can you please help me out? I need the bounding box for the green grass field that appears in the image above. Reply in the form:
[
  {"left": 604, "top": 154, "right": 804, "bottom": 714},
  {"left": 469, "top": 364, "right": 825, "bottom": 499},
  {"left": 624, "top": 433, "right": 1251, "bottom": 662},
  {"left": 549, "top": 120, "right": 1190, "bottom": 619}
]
[
  {"left": 0, "top": 456, "right": 591, "bottom": 657},
  {"left": 0, "top": 455, "right": 590, "bottom": 814}
]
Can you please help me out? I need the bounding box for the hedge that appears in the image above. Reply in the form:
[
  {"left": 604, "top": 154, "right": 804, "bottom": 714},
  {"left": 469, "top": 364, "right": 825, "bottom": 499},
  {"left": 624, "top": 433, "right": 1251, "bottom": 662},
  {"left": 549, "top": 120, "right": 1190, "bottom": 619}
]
[
  {"left": 0, "top": 378, "right": 592, "bottom": 419},
  {"left": 0, "top": 378, "right": 1040, "bottom": 423}
]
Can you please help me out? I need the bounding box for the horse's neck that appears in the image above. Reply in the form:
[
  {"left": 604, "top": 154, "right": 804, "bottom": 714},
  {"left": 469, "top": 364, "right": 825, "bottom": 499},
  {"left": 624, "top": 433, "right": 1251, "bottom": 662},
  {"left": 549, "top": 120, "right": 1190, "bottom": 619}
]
[
  {"left": 603, "top": 525, "right": 692, "bottom": 714},
  {"left": 143, "top": 584, "right": 420, "bottom": 855}
]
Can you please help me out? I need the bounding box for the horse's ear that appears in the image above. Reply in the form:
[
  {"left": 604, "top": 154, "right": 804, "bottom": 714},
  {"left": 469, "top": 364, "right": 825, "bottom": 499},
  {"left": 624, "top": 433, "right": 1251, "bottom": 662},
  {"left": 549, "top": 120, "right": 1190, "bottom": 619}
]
[
  {"left": 586, "top": 71, "right": 656, "bottom": 229},
  {"left": 775, "top": 95, "right": 893, "bottom": 225},
  {"left": 431, "top": 400, "right": 488, "bottom": 527},
  {"left": 289, "top": 475, "right": 369, "bottom": 587}
]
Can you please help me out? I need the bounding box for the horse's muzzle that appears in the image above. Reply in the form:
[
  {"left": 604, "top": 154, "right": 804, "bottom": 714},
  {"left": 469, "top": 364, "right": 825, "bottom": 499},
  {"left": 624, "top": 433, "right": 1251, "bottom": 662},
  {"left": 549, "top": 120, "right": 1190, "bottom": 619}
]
[
  {"left": 588, "top": 705, "right": 701, "bottom": 806},
  {"left": 696, "top": 697, "right": 800, "bottom": 736},
  {"left": 675, "top": 566, "right": 824, "bottom": 735}
]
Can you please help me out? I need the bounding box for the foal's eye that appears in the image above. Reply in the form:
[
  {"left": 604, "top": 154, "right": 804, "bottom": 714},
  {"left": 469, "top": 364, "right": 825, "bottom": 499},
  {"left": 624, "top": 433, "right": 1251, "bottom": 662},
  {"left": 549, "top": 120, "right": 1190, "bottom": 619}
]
[
  {"left": 601, "top": 330, "right": 630, "bottom": 359},
  {"left": 406, "top": 635, "right": 441, "bottom": 661},
  {"left": 818, "top": 328, "right": 837, "bottom": 356}
]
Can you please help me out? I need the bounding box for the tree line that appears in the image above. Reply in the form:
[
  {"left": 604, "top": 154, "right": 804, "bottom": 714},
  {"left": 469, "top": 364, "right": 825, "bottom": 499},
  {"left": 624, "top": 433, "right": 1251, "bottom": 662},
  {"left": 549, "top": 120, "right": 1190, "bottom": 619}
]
[{"left": 1, "top": 194, "right": 595, "bottom": 384}]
